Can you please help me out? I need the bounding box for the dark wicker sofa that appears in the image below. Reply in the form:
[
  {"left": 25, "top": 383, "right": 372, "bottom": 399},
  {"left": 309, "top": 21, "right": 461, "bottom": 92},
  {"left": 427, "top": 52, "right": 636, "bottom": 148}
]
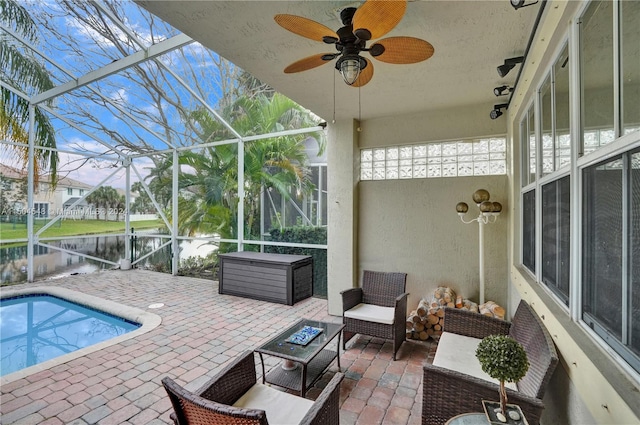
[{"left": 422, "top": 300, "right": 558, "bottom": 425}]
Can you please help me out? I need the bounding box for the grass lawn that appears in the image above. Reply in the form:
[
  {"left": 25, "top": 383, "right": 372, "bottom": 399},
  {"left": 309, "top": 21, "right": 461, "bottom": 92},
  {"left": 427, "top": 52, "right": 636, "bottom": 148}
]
[{"left": 0, "top": 219, "right": 164, "bottom": 242}]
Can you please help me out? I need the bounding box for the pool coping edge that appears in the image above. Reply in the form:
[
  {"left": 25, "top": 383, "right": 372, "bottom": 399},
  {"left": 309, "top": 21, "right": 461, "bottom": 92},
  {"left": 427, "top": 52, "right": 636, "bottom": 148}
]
[{"left": 1, "top": 286, "right": 162, "bottom": 385}]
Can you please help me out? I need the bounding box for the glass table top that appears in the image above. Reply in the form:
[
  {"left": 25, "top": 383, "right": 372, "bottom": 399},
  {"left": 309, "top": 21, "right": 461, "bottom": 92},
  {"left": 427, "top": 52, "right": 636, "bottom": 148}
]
[{"left": 256, "top": 319, "right": 344, "bottom": 363}]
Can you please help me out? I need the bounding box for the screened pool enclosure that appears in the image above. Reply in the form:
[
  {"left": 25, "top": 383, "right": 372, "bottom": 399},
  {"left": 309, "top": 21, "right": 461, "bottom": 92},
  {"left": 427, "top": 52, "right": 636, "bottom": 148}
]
[{"left": 0, "top": 0, "right": 328, "bottom": 294}]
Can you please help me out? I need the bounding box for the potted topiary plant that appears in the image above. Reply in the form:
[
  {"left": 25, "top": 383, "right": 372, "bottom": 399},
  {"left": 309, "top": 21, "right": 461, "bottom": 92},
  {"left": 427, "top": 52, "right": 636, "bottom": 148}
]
[{"left": 475, "top": 334, "right": 530, "bottom": 424}]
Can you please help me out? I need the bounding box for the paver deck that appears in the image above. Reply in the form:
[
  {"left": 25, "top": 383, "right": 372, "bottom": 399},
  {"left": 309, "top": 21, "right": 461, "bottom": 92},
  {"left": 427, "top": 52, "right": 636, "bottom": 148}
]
[{"left": 0, "top": 270, "right": 435, "bottom": 424}]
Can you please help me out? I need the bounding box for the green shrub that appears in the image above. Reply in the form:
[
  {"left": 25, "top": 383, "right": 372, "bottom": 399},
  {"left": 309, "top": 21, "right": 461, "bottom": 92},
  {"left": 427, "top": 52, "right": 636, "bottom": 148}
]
[{"left": 265, "top": 226, "right": 327, "bottom": 298}]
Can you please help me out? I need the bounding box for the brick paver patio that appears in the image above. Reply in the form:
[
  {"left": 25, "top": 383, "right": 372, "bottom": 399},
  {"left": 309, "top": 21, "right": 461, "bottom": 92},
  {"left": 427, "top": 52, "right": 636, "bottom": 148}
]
[{"left": 0, "top": 270, "right": 435, "bottom": 424}]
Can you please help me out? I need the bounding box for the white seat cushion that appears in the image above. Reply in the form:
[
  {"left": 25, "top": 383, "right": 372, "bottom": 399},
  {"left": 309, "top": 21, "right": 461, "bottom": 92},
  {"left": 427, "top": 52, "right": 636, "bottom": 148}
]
[
  {"left": 344, "top": 303, "right": 395, "bottom": 325},
  {"left": 433, "top": 332, "right": 517, "bottom": 390},
  {"left": 232, "top": 383, "right": 314, "bottom": 425}
]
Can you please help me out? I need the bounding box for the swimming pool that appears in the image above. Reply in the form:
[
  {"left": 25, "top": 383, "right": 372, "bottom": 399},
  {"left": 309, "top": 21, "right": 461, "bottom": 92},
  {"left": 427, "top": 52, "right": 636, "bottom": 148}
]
[
  {"left": 0, "top": 294, "right": 141, "bottom": 377},
  {"left": 0, "top": 286, "right": 161, "bottom": 384}
]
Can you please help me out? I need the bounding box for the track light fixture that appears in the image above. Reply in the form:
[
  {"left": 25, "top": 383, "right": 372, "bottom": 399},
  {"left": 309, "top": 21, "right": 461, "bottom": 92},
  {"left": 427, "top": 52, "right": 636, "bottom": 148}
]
[
  {"left": 493, "top": 85, "right": 513, "bottom": 96},
  {"left": 497, "top": 56, "right": 524, "bottom": 77},
  {"left": 510, "top": 0, "right": 539, "bottom": 10},
  {"left": 490, "top": 103, "right": 508, "bottom": 120}
]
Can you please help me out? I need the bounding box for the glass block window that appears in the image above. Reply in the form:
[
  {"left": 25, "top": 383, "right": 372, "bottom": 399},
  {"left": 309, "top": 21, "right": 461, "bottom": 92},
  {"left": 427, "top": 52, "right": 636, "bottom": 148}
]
[
  {"left": 583, "top": 128, "right": 617, "bottom": 156},
  {"left": 360, "top": 137, "right": 506, "bottom": 181}
]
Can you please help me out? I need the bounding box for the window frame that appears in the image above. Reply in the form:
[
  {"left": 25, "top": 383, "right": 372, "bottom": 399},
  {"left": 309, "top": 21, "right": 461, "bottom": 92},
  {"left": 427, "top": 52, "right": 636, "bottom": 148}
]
[{"left": 517, "top": 0, "right": 640, "bottom": 377}]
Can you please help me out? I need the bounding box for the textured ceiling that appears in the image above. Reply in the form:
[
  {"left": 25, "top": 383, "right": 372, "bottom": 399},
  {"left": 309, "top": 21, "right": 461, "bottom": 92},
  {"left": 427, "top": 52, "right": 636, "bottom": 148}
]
[{"left": 136, "top": 1, "right": 541, "bottom": 122}]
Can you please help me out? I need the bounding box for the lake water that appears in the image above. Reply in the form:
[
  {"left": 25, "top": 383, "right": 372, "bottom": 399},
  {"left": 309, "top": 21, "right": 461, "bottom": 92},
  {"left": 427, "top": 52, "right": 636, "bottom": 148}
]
[{"left": 0, "top": 233, "right": 218, "bottom": 285}]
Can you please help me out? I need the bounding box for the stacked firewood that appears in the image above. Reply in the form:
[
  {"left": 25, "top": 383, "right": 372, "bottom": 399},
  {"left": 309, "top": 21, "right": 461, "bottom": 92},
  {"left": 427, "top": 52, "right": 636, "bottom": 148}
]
[
  {"left": 406, "top": 286, "right": 505, "bottom": 341},
  {"left": 479, "top": 300, "right": 505, "bottom": 320}
]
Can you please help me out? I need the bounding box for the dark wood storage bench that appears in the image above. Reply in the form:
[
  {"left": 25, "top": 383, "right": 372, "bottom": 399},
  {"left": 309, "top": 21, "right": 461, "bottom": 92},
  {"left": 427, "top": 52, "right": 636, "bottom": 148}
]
[{"left": 218, "top": 252, "right": 313, "bottom": 305}]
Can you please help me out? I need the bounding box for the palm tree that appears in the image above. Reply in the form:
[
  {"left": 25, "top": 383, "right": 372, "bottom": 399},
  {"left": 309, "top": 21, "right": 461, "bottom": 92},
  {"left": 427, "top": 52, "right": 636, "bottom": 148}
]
[
  {"left": 0, "top": 0, "right": 58, "bottom": 185},
  {"left": 85, "top": 189, "right": 103, "bottom": 220},
  {"left": 114, "top": 194, "right": 125, "bottom": 221},
  {"left": 86, "top": 186, "right": 119, "bottom": 221},
  {"left": 101, "top": 187, "right": 119, "bottom": 221},
  {"left": 172, "top": 93, "right": 321, "bottom": 240},
  {"left": 131, "top": 182, "right": 154, "bottom": 214}
]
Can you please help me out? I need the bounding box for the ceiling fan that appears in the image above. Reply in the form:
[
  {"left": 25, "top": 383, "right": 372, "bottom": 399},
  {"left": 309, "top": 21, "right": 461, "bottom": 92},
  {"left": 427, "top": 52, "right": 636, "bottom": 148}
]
[{"left": 274, "top": 0, "right": 434, "bottom": 87}]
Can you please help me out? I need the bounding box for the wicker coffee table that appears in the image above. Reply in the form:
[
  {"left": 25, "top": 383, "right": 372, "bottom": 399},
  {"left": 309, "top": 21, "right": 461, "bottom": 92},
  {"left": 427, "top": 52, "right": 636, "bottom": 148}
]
[{"left": 255, "top": 318, "right": 345, "bottom": 397}]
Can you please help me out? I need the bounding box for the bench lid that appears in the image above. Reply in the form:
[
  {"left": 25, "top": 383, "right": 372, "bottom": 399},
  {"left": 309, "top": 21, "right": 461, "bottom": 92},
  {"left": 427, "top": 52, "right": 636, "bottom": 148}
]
[{"left": 219, "top": 251, "right": 312, "bottom": 264}]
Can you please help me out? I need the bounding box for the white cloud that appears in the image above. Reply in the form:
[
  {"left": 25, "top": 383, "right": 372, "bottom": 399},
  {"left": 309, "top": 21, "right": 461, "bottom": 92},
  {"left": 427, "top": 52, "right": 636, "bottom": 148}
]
[
  {"left": 56, "top": 138, "right": 154, "bottom": 189},
  {"left": 110, "top": 88, "right": 129, "bottom": 104},
  {"left": 64, "top": 10, "right": 168, "bottom": 53}
]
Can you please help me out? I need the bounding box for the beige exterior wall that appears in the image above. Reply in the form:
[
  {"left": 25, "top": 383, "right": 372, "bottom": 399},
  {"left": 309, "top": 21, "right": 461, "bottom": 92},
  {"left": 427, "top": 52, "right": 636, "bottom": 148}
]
[
  {"left": 327, "top": 1, "right": 640, "bottom": 423},
  {"left": 356, "top": 102, "right": 511, "bottom": 311},
  {"left": 358, "top": 175, "right": 509, "bottom": 314},
  {"left": 507, "top": 1, "right": 639, "bottom": 423},
  {"left": 1, "top": 165, "right": 92, "bottom": 218},
  {"left": 360, "top": 102, "right": 507, "bottom": 148},
  {"left": 327, "top": 103, "right": 510, "bottom": 315}
]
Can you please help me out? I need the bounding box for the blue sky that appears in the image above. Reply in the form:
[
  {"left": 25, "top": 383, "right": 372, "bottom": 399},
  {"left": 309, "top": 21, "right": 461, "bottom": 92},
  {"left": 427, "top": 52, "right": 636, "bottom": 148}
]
[{"left": 3, "top": 0, "right": 235, "bottom": 189}]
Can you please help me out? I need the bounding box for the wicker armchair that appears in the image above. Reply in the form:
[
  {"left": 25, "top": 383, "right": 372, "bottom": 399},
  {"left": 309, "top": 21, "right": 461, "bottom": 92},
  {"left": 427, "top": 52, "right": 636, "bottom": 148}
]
[
  {"left": 341, "top": 270, "right": 408, "bottom": 360},
  {"left": 162, "top": 351, "right": 344, "bottom": 425},
  {"left": 422, "top": 300, "right": 558, "bottom": 425}
]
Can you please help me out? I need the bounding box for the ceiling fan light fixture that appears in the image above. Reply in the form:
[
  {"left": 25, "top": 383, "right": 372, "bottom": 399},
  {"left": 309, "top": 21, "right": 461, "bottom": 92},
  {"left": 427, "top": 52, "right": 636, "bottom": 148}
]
[
  {"left": 275, "top": 0, "right": 433, "bottom": 87},
  {"left": 337, "top": 55, "right": 366, "bottom": 85}
]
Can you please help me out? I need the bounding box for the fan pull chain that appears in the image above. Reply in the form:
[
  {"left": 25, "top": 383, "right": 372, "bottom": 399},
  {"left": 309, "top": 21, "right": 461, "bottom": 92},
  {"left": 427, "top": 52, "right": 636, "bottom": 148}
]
[
  {"left": 357, "top": 85, "right": 362, "bottom": 132},
  {"left": 332, "top": 69, "right": 336, "bottom": 124}
]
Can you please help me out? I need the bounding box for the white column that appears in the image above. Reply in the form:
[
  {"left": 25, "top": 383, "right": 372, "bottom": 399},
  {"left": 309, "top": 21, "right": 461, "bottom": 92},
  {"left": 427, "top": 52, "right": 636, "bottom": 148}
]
[
  {"left": 27, "top": 104, "right": 35, "bottom": 282},
  {"left": 260, "top": 185, "right": 264, "bottom": 252},
  {"left": 238, "top": 139, "right": 245, "bottom": 251},
  {"left": 172, "top": 149, "right": 179, "bottom": 275},
  {"left": 124, "top": 156, "right": 131, "bottom": 263},
  {"left": 327, "top": 119, "right": 359, "bottom": 316}
]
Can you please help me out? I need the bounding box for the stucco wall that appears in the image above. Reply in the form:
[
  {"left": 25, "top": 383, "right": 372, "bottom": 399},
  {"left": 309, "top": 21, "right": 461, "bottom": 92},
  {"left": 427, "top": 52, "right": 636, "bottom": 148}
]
[
  {"left": 358, "top": 176, "right": 509, "bottom": 313},
  {"left": 506, "top": 1, "right": 640, "bottom": 423},
  {"left": 354, "top": 101, "right": 511, "bottom": 311},
  {"left": 326, "top": 119, "right": 360, "bottom": 316},
  {"left": 359, "top": 101, "right": 507, "bottom": 148}
]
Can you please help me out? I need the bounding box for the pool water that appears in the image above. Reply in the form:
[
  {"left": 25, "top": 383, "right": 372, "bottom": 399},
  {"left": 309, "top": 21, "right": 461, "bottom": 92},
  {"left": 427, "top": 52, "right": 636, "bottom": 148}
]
[{"left": 0, "top": 294, "right": 141, "bottom": 377}]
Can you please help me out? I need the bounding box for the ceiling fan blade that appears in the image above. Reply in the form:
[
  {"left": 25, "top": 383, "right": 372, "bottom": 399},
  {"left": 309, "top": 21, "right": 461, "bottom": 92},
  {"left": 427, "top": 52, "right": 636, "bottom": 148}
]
[
  {"left": 284, "top": 54, "right": 333, "bottom": 73},
  {"left": 352, "top": 0, "right": 407, "bottom": 41},
  {"left": 274, "top": 14, "right": 338, "bottom": 42},
  {"left": 352, "top": 58, "right": 374, "bottom": 87},
  {"left": 373, "top": 37, "right": 434, "bottom": 64}
]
